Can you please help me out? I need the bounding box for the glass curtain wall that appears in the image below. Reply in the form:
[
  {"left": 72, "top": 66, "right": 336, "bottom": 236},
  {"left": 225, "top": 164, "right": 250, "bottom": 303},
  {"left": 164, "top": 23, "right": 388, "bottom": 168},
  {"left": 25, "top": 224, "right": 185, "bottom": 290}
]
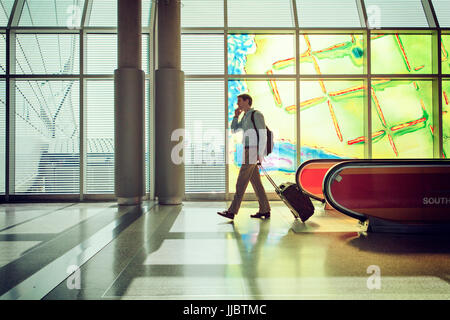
[
  {"left": 0, "top": 0, "right": 448, "bottom": 199},
  {"left": 0, "top": 0, "right": 153, "bottom": 198},
  {"left": 182, "top": 0, "right": 448, "bottom": 196}
]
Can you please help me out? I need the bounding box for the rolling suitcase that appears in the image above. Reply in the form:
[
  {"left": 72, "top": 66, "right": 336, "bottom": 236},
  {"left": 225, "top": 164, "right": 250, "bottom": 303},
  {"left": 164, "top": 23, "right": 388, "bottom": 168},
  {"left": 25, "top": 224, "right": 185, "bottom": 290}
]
[{"left": 258, "top": 163, "right": 315, "bottom": 222}]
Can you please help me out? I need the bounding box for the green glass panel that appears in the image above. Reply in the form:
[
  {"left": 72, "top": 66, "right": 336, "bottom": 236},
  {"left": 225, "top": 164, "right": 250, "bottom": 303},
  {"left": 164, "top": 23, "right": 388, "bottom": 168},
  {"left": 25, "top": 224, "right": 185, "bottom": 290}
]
[
  {"left": 19, "top": 0, "right": 84, "bottom": 27},
  {"left": 228, "top": 80, "right": 296, "bottom": 191},
  {"left": 145, "top": 80, "right": 150, "bottom": 193},
  {"left": 297, "top": 0, "right": 361, "bottom": 28},
  {"left": 88, "top": 0, "right": 116, "bottom": 27},
  {"left": 86, "top": 80, "right": 114, "bottom": 194},
  {"left": 228, "top": 34, "right": 295, "bottom": 75},
  {"left": 15, "top": 34, "right": 80, "bottom": 75},
  {"left": 443, "top": 35, "right": 450, "bottom": 74},
  {"left": 443, "top": 80, "right": 450, "bottom": 158},
  {"left": 0, "top": 80, "right": 4, "bottom": 193},
  {"left": 86, "top": 34, "right": 149, "bottom": 75},
  {"left": 371, "top": 34, "right": 433, "bottom": 74},
  {"left": 365, "top": 0, "right": 429, "bottom": 28},
  {"left": 185, "top": 81, "right": 225, "bottom": 193},
  {"left": 14, "top": 80, "right": 80, "bottom": 194},
  {"left": 142, "top": 0, "right": 152, "bottom": 28},
  {"left": 300, "top": 80, "right": 365, "bottom": 162},
  {"left": 0, "top": 34, "right": 5, "bottom": 75},
  {"left": 182, "top": 34, "right": 224, "bottom": 75},
  {"left": 432, "top": 0, "right": 450, "bottom": 28},
  {"left": 228, "top": 0, "right": 294, "bottom": 28},
  {"left": 181, "top": 0, "right": 223, "bottom": 28},
  {"left": 0, "top": 0, "right": 14, "bottom": 27},
  {"left": 86, "top": 34, "right": 117, "bottom": 74},
  {"left": 87, "top": 0, "right": 151, "bottom": 27},
  {"left": 371, "top": 80, "right": 433, "bottom": 158},
  {"left": 299, "top": 34, "right": 364, "bottom": 75}
]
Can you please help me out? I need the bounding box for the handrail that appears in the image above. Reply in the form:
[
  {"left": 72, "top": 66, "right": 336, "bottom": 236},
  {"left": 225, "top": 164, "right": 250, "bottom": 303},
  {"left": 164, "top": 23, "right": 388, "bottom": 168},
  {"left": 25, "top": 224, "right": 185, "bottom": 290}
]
[{"left": 296, "top": 158, "right": 347, "bottom": 202}]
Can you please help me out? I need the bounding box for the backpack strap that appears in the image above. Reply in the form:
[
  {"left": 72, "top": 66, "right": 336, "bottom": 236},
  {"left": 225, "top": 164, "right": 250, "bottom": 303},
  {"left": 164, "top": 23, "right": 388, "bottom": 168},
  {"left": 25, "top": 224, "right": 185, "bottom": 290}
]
[{"left": 250, "top": 110, "right": 260, "bottom": 147}]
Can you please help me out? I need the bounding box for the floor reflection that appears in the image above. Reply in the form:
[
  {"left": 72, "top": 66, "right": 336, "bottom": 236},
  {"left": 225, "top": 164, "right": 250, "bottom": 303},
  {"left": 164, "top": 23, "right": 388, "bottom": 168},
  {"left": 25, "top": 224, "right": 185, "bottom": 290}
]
[
  {"left": 28, "top": 201, "right": 449, "bottom": 300},
  {"left": 231, "top": 219, "right": 270, "bottom": 299}
]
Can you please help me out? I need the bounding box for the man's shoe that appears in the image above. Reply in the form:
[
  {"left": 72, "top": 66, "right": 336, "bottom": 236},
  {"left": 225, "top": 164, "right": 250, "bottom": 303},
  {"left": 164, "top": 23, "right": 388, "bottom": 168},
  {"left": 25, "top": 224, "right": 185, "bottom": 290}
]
[
  {"left": 250, "top": 211, "right": 271, "bottom": 219},
  {"left": 217, "top": 210, "right": 235, "bottom": 220}
]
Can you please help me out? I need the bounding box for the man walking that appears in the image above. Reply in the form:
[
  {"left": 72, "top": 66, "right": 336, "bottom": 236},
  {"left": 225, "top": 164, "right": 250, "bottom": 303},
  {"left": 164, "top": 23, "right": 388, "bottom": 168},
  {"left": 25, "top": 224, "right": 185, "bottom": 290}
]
[{"left": 218, "top": 93, "right": 271, "bottom": 220}]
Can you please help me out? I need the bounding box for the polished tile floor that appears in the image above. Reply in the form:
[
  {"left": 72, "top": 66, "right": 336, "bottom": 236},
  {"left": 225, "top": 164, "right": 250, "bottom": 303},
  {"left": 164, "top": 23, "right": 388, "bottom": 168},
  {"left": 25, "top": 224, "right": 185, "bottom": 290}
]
[{"left": 0, "top": 201, "right": 449, "bottom": 300}]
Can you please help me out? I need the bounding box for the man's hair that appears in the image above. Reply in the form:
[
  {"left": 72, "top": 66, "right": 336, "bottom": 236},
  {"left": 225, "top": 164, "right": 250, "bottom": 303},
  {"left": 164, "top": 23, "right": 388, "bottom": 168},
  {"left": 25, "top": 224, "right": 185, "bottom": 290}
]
[{"left": 238, "top": 93, "right": 252, "bottom": 106}]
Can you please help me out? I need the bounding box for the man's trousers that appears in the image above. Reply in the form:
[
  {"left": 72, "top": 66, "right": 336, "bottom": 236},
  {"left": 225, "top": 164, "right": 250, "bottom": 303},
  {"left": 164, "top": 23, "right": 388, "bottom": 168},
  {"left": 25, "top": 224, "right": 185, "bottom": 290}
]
[{"left": 228, "top": 146, "right": 271, "bottom": 214}]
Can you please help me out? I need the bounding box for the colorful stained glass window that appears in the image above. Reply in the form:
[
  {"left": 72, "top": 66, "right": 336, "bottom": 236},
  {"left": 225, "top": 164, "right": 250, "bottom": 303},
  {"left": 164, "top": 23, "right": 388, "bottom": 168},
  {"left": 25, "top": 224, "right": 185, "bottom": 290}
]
[
  {"left": 299, "top": 34, "right": 364, "bottom": 75},
  {"left": 371, "top": 79, "right": 434, "bottom": 158},
  {"left": 228, "top": 34, "right": 295, "bottom": 75},
  {"left": 371, "top": 34, "right": 433, "bottom": 74},
  {"left": 443, "top": 79, "right": 450, "bottom": 158},
  {"left": 228, "top": 80, "right": 296, "bottom": 190},
  {"left": 300, "top": 80, "right": 366, "bottom": 162},
  {"left": 443, "top": 34, "right": 450, "bottom": 74}
]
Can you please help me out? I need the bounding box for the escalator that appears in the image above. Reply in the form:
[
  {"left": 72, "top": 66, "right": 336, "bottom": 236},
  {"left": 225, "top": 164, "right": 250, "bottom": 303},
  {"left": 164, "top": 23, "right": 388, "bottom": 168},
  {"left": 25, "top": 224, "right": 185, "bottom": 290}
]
[{"left": 297, "top": 159, "right": 450, "bottom": 224}]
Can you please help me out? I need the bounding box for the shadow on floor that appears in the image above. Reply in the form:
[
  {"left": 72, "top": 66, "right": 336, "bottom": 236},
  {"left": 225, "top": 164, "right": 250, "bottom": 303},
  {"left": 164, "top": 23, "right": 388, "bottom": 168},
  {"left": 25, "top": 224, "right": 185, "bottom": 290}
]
[{"left": 348, "top": 232, "right": 450, "bottom": 254}]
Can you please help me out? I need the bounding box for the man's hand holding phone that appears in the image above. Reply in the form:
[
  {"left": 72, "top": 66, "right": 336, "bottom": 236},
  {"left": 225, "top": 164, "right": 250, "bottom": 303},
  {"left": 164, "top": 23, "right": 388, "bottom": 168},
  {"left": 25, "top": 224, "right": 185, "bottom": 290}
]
[{"left": 234, "top": 107, "right": 242, "bottom": 118}]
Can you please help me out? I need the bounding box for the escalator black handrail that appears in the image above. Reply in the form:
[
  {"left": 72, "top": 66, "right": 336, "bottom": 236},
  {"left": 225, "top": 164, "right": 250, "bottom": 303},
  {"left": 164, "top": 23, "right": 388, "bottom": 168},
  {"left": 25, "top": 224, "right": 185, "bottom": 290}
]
[{"left": 296, "top": 159, "right": 347, "bottom": 203}]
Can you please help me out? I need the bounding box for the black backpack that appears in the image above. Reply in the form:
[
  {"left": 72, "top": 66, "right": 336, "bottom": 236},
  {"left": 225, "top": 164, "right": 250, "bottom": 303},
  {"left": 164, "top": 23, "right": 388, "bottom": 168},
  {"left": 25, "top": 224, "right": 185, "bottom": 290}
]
[{"left": 251, "top": 110, "right": 274, "bottom": 156}]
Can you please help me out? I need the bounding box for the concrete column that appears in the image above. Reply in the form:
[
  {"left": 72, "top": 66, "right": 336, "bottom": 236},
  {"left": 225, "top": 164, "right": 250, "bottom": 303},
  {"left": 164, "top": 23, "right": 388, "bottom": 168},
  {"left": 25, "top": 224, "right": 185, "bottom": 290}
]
[
  {"left": 155, "top": 0, "right": 185, "bottom": 205},
  {"left": 115, "top": 0, "right": 145, "bottom": 205}
]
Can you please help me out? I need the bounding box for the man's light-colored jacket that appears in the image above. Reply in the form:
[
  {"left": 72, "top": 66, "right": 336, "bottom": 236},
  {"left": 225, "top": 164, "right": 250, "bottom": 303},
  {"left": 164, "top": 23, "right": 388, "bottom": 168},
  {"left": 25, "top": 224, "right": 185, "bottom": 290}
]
[{"left": 231, "top": 108, "right": 267, "bottom": 157}]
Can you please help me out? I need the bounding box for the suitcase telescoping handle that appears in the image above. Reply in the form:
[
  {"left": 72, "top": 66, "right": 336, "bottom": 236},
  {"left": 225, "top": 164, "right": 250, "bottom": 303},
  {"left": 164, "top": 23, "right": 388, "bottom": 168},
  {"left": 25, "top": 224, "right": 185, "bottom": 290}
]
[{"left": 257, "top": 161, "right": 280, "bottom": 193}]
